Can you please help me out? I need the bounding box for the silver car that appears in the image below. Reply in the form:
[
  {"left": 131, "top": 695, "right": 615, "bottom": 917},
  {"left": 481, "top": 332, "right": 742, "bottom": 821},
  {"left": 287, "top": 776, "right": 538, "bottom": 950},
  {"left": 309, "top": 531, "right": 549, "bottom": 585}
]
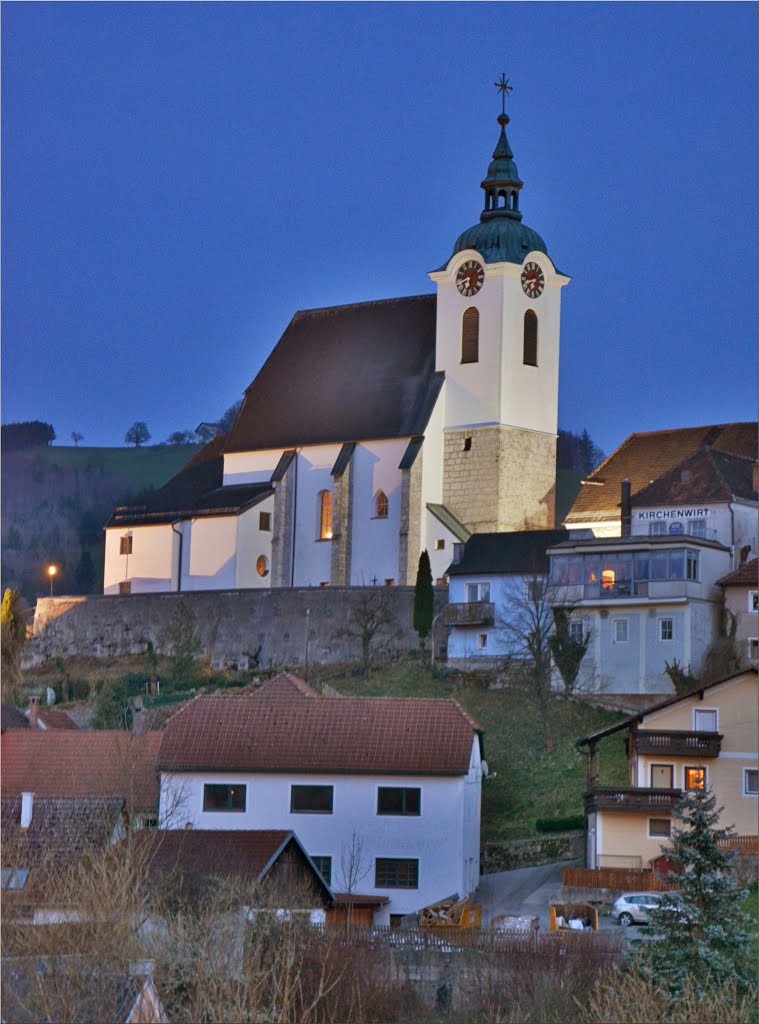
[{"left": 612, "top": 892, "right": 664, "bottom": 926}]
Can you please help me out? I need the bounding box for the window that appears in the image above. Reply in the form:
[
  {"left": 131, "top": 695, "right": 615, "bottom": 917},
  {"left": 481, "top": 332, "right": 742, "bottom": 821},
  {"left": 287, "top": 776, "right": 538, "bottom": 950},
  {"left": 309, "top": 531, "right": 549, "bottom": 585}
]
[
  {"left": 453, "top": 543, "right": 464, "bottom": 563},
  {"left": 651, "top": 764, "right": 673, "bottom": 789},
  {"left": 375, "top": 491, "right": 389, "bottom": 518},
  {"left": 525, "top": 579, "right": 545, "bottom": 602},
  {"left": 256, "top": 555, "right": 269, "bottom": 578},
  {"left": 659, "top": 617, "right": 673, "bottom": 641},
  {"left": 435, "top": 539, "right": 445, "bottom": 551},
  {"left": 436, "top": 577, "right": 448, "bottom": 586},
  {"left": 648, "top": 818, "right": 671, "bottom": 838},
  {"left": 478, "top": 633, "right": 488, "bottom": 649},
  {"left": 684, "top": 766, "right": 706, "bottom": 790},
  {"left": 463, "top": 437, "right": 472, "bottom": 452},
  {"left": 686, "top": 549, "right": 699, "bottom": 581},
  {"left": 523, "top": 310, "right": 538, "bottom": 366},
  {"left": 748, "top": 638, "right": 758, "bottom": 661},
  {"left": 461, "top": 307, "right": 479, "bottom": 364},
  {"left": 119, "top": 581, "right": 132, "bottom": 595},
  {"left": 259, "top": 511, "right": 271, "bottom": 531},
  {"left": 569, "top": 620, "right": 584, "bottom": 644},
  {"left": 311, "top": 856, "right": 332, "bottom": 885},
  {"left": 377, "top": 787, "right": 421, "bottom": 816},
  {"left": 203, "top": 784, "right": 246, "bottom": 812},
  {"left": 318, "top": 490, "right": 332, "bottom": 540},
  {"left": 290, "top": 785, "right": 334, "bottom": 814},
  {"left": 688, "top": 519, "right": 706, "bottom": 539},
  {"left": 613, "top": 618, "right": 628, "bottom": 643},
  {"left": 750, "top": 592, "right": 758, "bottom": 613},
  {"left": 375, "top": 858, "right": 419, "bottom": 888},
  {"left": 319, "top": 581, "right": 330, "bottom": 588},
  {"left": 694, "top": 708, "right": 718, "bottom": 732},
  {"left": 648, "top": 522, "right": 668, "bottom": 536},
  {"left": 120, "top": 535, "right": 133, "bottom": 555},
  {"left": 1, "top": 867, "right": 29, "bottom": 890},
  {"left": 744, "top": 769, "right": 758, "bottom": 796},
  {"left": 466, "top": 582, "right": 491, "bottom": 603},
  {"left": 384, "top": 578, "right": 395, "bottom": 587}
]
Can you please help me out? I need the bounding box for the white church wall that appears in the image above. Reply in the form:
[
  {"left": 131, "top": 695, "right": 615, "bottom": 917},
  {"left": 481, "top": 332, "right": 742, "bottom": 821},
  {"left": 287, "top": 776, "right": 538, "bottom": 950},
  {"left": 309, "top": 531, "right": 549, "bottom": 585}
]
[
  {"left": 424, "top": 509, "right": 461, "bottom": 584},
  {"left": 223, "top": 449, "right": 281, "bottom": 486},
  {"left": 182, "top": 516, "right": 237, "bottom": 590},
  {"left": 236, "top": 497, "right": 275, "bottom": 588},
  {"left": 292, "top": 444, "right": 342, "bottom": 587},
  {"left": 104, "top": 524, "right": 175, "bottom": 594},
  {"left": 350, "top": 440, "right": 406, "bottom": 585}
]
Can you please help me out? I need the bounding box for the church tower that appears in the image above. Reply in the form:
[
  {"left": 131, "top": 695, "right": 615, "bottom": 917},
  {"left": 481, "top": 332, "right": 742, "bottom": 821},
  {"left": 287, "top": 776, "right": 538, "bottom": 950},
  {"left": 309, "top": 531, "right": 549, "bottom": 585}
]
[{"left": 429, "top": 77, "right": 569, "bottom": 533}]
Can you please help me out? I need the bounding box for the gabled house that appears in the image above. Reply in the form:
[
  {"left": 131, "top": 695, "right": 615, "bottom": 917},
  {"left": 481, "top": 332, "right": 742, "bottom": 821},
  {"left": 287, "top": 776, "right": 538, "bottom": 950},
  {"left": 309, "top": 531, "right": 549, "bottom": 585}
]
[
  {"left": 577, "top": 668, "right": 758, "bottom": 870},
  {"left": 718, "top": 557, "right": 759, "bottom": 666},
  {"left": 156, "top": 673, "right": 484, "bottom": 925},
  {"left": 444, "top": 528, "right": 568, "bottom": 665}
]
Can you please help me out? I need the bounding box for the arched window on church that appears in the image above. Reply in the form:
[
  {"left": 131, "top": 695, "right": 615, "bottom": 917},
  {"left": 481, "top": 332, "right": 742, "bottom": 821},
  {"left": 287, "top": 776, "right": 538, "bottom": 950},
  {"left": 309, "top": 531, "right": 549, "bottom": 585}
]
[
  {"left": 318, "top": 490, "right": 332, "bottom": 540},
  {"left": 461, "top": 307, "right": 479, "bottom": 364},
  {"left": 375, "top": 491, "right": 388, "bottom": 518},
  {"left": 523, "top": 310, "right": 538, "bottom": 366}
]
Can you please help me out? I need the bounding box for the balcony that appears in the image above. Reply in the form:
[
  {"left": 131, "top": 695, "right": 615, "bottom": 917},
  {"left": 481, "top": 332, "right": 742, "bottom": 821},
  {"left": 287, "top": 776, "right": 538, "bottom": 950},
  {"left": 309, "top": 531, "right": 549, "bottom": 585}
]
[
  {"left": 584, "top": 787, "right": 683, "bottom": 815},
  {"left": 444, "top": 602, "right": 495, "bottom": 626},
  {"left": 633, "top": 730, "right": 722, "bottom": 758}
]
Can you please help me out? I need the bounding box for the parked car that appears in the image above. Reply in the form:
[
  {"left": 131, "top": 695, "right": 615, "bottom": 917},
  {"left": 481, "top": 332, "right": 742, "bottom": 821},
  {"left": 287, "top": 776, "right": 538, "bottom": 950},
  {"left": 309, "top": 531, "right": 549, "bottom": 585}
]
[{"left": 611, "top": 892, "right": 665, "bottom": 926}]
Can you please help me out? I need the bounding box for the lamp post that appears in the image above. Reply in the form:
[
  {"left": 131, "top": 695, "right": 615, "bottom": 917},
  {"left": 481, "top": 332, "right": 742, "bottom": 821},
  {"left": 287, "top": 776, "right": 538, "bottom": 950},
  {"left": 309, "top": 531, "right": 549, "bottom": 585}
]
[
  {"left": 430, "top": 611, "right": 444, "bottom": 669},
  {"left": 47, "top": 564, "right": 58, "bottom": 597}
]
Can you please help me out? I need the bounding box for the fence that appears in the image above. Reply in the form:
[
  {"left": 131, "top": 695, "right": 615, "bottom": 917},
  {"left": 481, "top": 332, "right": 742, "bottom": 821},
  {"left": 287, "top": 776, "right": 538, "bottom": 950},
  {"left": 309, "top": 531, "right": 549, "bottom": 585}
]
[
  {"left": 718, "top": 835, "right": 758, "bottom": 855},
  {"left": 561, "top": 867, "right": 679, "bottom": 892},
  {"left": 341, "top": 925, "right": 623, "bottom": 956}
]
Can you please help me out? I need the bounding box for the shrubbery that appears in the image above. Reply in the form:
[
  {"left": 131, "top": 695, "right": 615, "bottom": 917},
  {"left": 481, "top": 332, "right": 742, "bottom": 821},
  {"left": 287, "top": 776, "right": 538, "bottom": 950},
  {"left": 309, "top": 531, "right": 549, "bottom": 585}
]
[{"left": 535, "top": 814, "right": 585, "bottom": 833}]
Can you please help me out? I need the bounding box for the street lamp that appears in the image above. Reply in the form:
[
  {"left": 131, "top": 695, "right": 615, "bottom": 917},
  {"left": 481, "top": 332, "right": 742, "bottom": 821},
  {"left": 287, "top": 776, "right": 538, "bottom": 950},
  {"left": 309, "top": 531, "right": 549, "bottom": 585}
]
[{"left": 47, "top": 564, "right": 58, "bottom": 597}]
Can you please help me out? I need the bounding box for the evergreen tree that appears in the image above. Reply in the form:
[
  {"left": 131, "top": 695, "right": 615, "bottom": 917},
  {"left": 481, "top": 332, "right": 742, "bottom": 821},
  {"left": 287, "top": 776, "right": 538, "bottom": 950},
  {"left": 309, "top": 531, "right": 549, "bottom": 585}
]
[
  {"left": 642, "top": 786, "right": 755, "bottom": 996},
  {"left": 413, "top": 550, "right": 434, "bottom": 646},
  {"left": 1, "top": 588, "right": 28, "bottom": 699}
]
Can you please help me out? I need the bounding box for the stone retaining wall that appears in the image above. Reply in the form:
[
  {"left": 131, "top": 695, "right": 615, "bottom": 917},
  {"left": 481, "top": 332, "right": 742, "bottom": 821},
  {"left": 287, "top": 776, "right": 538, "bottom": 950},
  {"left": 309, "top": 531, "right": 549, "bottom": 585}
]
[
  {"left": 481, "top": 832, "right": 584, "bottom": 874},
  {"left": 23, "top": 587, "right": 447, "bottom": 670}
]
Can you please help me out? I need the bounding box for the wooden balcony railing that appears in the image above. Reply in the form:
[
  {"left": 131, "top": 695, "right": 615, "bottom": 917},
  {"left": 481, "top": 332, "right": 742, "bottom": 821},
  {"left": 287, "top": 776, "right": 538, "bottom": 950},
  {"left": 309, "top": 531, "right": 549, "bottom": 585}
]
[
  {"left": 444, "top": 602, "right": 495, "bottom": 626},
  {"left": 633, "top": 730, "right": 722, "bottom": 758},
  {"left": 584, "top": 787, "right": 683, "bottom": 815}
]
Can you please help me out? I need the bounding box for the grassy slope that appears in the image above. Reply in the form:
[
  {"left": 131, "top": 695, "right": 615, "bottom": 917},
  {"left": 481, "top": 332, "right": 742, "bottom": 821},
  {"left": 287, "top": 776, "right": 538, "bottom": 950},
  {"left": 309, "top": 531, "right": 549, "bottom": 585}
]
[
  {"left": 309, "top": 661, "right": 629, "bottom": 841},
  {"left": 13, "top": 443, "right": 200, "bottom": 491}
]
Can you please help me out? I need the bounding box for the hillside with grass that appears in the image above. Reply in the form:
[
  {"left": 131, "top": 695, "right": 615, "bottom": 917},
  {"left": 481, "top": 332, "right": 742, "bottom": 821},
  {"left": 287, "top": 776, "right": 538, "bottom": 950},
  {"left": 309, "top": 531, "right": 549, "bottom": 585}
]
[{"left": 1, "top": 444, "right": 198, "bottom": 604}]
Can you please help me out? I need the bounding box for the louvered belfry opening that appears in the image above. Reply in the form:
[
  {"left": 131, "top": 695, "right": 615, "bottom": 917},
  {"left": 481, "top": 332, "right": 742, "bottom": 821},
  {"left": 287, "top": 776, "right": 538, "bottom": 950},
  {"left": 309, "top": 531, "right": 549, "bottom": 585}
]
[
  {"left": 523, "top": 309, "right": 538, "bottom": 366},
  {"left": 461, "top": 307, "right": 480, "bottom": 364}
]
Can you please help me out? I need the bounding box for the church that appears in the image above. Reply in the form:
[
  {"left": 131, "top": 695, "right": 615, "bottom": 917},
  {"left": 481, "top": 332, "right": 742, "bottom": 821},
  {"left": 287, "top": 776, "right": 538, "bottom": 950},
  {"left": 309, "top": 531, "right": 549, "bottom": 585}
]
[{"left": 104, "top": 86, "right": 569, "bottom": 595}]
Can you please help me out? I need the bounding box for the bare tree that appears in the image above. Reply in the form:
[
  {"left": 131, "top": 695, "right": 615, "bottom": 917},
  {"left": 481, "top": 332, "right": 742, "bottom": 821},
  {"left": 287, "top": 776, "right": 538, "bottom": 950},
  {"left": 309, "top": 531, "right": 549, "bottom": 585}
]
[
  {"left": 70, "top": 431, "right": 84, "bottom": 447},
  {"left": 333, "top": 589, "right": 402, "bottom": 677},
  {"left": 124, "top": 421, "right": 151, "bottom": 447}
]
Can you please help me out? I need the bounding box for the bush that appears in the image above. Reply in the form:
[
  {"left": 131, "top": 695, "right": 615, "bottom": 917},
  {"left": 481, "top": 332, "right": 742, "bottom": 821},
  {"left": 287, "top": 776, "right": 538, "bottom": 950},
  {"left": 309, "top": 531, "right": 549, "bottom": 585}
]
[{"left": 535, "top": 815, "right": 585, "bottom": 833}]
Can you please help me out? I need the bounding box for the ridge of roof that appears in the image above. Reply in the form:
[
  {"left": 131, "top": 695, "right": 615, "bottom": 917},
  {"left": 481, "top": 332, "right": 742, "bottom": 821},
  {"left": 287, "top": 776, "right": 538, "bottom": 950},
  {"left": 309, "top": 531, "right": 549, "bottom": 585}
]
[
  {"left": 290, "top": 293, "right": 435, "bottom": 321},
  {"left": 717, "top": 557, "right": 758, "bottom": 587}
]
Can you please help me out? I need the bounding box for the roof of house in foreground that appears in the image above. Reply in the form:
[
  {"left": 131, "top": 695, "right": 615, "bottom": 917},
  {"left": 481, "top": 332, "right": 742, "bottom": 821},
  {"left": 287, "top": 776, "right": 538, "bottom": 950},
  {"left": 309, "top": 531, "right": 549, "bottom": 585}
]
[
  {"left": 718, "top": 557, "right": 759, "bottom": 588},
  {"left": 1, "top": 731, "right": 161, "bottom": 812},
  {"left": 157, "top": 673, "right": 481, "bottom": 776},
  {"left": 565, "top": 422, "right": 758, "bottom": 524}
]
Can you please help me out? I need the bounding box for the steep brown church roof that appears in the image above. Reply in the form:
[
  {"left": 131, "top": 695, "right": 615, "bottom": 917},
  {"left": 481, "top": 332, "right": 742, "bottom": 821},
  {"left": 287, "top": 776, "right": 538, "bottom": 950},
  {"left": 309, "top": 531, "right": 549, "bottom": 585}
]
[
  {"left": 225, "top": 295, "right": 439, "bottom": 452},
  {"left": 565, "top": 422, "right": 758, "bottom": 524},
  {"left": 158, "top": 674, "right": 480, "bottom": 776}
]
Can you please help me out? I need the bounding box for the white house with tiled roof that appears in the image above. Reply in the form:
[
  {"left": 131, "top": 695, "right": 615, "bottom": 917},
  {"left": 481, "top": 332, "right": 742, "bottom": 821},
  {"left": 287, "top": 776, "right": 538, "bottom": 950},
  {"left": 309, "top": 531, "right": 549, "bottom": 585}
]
[
  {"left": 718, "top": 558, "right": 759, "bottom": 666},
  {"left": 104, "top": 85, "right": 568, "bottom": 595},
  {"left": 156, "top": 674, "right": 484, "bottom": 924}
]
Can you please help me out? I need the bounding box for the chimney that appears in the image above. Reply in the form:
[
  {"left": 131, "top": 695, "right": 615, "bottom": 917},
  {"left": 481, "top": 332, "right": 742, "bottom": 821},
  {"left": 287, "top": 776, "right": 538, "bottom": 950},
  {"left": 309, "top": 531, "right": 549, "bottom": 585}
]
[
  {"left": 21, "top": 792, "right": 34, "bottom": 829},
  {"left": 620, "top": 479, "right": 632, "bottom": 538},
  {"left": 28, "top": 696, "right": 40, "bottom": 729},
  {"left": 132, "top": 696, "right": 147, "bottom": 737}
]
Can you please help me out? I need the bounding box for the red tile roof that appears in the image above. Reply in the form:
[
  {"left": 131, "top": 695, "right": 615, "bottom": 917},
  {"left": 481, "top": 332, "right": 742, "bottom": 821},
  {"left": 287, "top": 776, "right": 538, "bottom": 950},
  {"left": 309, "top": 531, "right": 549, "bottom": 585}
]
[
  {"left": 631, "top": 448, "right": 757, "bottom": 507},
  {"left": 1, "top": 796, "right": 125, "bottom": 867},
  {"left": 718, "top": 557, "right": 759, "bottom": 588},
  {"left": 157, "top": 674, "right": 480, "bottom": 776},
  {"left": 1, "top": 731, "right": 161, "bottom": 812},
  {"left": 37, "top": 708, "right": 78, "bottom": 730},
  {"left": 565, "top": 423, "right": 758, "bottom": 524}
]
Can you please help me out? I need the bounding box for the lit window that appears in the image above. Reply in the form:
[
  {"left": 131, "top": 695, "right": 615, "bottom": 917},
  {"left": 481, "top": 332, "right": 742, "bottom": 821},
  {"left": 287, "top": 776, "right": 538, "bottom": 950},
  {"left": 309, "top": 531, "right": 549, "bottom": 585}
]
[
  {"left": 659, "top": 618, "right": 673, "bottom": 641},
  {"left": 601, "top": 569, "right": 616, "bottom": 590},
  {"left": 203, "top": 784, "right": 246, "bottom": 812},
  {"left": 435, "top": 539, "right": 445, "bottom": 551},
  {"left": 256, "top": 555, "right": 269, "bottom": 578},
  {"left": 318, "top": 491, "right": 332, "bottom": 540},
  {"left": 319, "top": 581, "right": 330, "bottom": 588},
  {"left": 312, "top": 856, "right": 332, "bottom": 885},
  {"left": 377, "top": 787, "right": 421, "bottom": 816},
  {"left": 384, "top": 578, "right": 395, "bottom": 587},
  {"left": 291, "top": 785, "right": 333, "bottom": 814},
  {"left": 119, "top": 581, "right": 131, "bottom": 595},
  {"left": 523, "top": 310, "right": 538, "bottom": 366},
  {"left": 744, "top": 769, "right": 758, "bottom": 796},
  {"left": 613, "top": 619, "right": 628, "bottom": 643},
  {"left": 461, "top": 307, "right": 479, "bottom": 364},
  {"left": 259, "top": 511, "right": 271, "bottom": 531},
  {"left": 684, "top": 767, "right": 706, "bottom": 790},
  {"left": 375, "top": 858, "right": 419, "bottom": 889},
  {"left": 648, "top": 818, "right": 671, "bottom": 838},
  {"left": 694, "top": 708, "right": 718, "bottom": 732},
  {"left": 120, "top": 535, "right": 133, "bottom": 555},
  {"left": 375, "top": 491, "right": 389, "bottom": 518}
]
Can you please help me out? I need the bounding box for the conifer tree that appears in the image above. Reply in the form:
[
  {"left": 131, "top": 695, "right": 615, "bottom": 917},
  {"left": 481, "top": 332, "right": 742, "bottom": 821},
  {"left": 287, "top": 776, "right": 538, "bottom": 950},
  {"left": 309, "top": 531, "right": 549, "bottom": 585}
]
[
  {"left": 413, "top": 549, "right": 434, "bottom": 647},
  {"left": 642, "top": 786, "right": 755, "bottom": 996}
]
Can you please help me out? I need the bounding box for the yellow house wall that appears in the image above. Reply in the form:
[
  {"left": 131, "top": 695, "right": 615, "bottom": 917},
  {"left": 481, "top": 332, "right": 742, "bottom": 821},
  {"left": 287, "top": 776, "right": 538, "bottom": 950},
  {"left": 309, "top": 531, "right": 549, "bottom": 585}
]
[{"left": 596, "top": 812, "right": 668, "bottom": 869}]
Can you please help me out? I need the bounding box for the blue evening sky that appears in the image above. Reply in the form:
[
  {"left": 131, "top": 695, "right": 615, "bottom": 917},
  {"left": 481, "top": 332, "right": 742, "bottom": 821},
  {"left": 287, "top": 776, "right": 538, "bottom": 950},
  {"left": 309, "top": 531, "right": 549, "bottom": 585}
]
[{"left": 2, "top": 2, "right": 757, "bottom": 456}]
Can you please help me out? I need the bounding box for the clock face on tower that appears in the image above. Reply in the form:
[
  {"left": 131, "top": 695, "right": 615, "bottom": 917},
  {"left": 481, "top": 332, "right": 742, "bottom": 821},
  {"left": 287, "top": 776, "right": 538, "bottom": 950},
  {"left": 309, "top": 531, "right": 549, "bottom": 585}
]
[
  {"left": 456, "top": 260, "right": 485, "bottom": 297},
  {"left": 521, "top": 261, "right": 545, "bottom": 298}
]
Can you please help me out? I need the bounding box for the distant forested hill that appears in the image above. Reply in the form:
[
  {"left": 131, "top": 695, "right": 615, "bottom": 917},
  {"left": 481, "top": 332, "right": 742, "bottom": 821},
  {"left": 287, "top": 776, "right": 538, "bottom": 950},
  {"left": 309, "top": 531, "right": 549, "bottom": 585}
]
[{"left": 1, "top": 445, "right": 198, "bottom": 603}]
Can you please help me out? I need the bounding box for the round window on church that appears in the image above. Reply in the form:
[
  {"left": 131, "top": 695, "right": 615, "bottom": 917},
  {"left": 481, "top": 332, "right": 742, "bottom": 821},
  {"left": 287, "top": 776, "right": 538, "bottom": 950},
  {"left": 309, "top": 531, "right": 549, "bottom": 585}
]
[{"left": 256, "top": 555, "right": 269, "bottom": 578}]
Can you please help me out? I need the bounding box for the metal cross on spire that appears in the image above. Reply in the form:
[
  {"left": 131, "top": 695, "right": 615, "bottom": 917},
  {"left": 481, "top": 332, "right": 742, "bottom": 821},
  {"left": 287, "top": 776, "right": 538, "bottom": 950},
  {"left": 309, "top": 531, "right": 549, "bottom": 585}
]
[{"left": 494, "top": 72, "right": 513, "bottom": 115}]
